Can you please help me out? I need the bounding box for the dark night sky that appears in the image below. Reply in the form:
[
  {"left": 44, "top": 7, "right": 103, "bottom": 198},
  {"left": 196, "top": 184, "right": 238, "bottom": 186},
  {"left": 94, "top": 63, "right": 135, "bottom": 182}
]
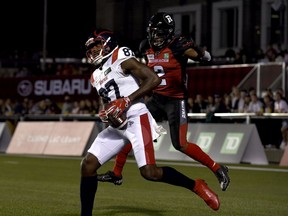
[{"left": 0, "top": 0, "right": 96, "bottom": 58}]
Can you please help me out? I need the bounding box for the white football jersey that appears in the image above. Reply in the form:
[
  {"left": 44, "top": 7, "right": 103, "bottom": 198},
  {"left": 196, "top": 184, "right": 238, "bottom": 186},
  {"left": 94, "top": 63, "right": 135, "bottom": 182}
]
[{"left": 90, "top": 47, "right": 139, "bottom": 103}]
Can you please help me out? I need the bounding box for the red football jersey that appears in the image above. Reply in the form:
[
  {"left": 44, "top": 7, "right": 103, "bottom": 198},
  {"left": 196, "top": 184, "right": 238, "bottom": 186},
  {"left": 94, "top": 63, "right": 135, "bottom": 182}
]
[{"left": 144, "top": 36, "right": 196, "bottom": 98}]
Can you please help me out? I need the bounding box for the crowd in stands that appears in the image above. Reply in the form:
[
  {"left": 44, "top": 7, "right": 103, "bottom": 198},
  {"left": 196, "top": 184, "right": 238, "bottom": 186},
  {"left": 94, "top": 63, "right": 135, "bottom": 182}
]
[
  {"left": 0, "top": 85, "right": 287, "bottom": 149},
  {"left": 186, "top": 86, "right": 288, "bottom": 150},
  {"left": 187, "top": 86, "right": 288, "bottom": 115},
  {"left": 223, "top": 43, "right": 288, "bottom": 65},
  {"left": 1, "top": 43, "right": 288, "bottom": 78},
  {"left": 0, "top": 96, "right": 101, "bottom": 117}
]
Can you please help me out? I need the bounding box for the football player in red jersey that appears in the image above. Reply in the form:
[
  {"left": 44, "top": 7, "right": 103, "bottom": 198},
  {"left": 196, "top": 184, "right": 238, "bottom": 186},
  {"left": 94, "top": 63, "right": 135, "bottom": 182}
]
[
  {"left": 80, "top": 29, "right": 220, "bottom": 216},
  {"left": 98, "top": 12, "right": 230, "bottom": 191}
]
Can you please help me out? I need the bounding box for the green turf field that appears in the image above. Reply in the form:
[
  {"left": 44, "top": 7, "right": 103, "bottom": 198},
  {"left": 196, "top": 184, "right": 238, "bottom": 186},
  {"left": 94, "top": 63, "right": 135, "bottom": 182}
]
[{"left": 1, "top": 154, "right": 288, "bottom": 216}]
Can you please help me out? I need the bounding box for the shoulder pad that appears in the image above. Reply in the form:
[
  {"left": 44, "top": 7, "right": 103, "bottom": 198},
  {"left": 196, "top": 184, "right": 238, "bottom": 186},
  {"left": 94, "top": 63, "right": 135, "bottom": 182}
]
[
  {"left": 117, "top": 47, "right": 135, "bottom": 59},
  {"left": 111, "top": 47, "right": 136, "bottom": 64}
]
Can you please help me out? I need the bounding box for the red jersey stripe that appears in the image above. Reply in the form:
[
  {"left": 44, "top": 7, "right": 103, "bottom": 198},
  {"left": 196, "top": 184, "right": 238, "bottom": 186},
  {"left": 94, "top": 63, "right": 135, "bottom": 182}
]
[
  {"left": 90, "top": 73, "right": 94, "bottom": 84},
  {"left": 140, "top": 113, "right": 155, "bottom": 165},
  {"left": 111, "top": 47, "right": 120, "bottom": 64}
]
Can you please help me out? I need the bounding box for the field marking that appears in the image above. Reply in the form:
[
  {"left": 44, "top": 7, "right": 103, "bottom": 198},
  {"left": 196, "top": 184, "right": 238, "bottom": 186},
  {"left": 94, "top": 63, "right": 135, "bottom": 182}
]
[
  {"left": 2, "top": 154, "right": 287, "bottom": 173},
  {"left": 3, "top": 160, "right": 19, "bottom": 164}
]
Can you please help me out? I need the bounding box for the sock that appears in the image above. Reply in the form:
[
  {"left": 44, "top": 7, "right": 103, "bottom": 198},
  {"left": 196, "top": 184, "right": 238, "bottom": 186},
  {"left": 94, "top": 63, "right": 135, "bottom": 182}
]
[
  {"left": 160, "top": 166, "right": 195, "bottom": 190},
  {"left": 80, "top": 175, "right": 98, "bottom": 216},
  {"left": 183, "top": 142, "right": 220, "bottom": 173},
  {"left": 113, "top": 143, "right": 132, "bottom": 176}
]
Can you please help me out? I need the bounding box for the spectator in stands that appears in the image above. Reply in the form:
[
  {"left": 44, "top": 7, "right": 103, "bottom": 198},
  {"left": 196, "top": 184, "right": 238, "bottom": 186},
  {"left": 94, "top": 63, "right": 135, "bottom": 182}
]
[
  {"left": 230, "top": 86, "right": 240, "bottom": 112},
  {"left": 4, "top": 98, "right": 13, "bottom": 116},
  {"left": 206, "top": 94, "right": 229, "bottom": 123},
  {"left": 224, "top": 48, "right": 236, "bottom": 63},
  {"left": 71, "top": 101, "right": 81, "bottom": 114},
  {"left": 275, "top": 50, "right": 285, "bottom": 62},
  {"left": 61, "top": 95, "right": 74, "bottom": 114},
  {"left": 265, "top": 45, "right": 277, "bottom": 62},
  {"left": 187, "top": 97, "right": 194, "bottom": 113},
  {"left": 237, "top": 89, "right": 248, "bottom": 112},
  {"left": 262, "top": 95, "right": 274, "bottom": 113},
  {"left": 255, "top": 48, "right": 268, "bottom": 63},
  {"left": 224, "top": 94, "right": 232, "bottom": 112},
  {"left": 248, "top": 87, "right": 256, "bottom": 97},
  {"left": 44, "top": 99, "right": 61, "bottom": 114},
  {"left": 84, "top": 99, "right": 93, "bottom": 113},
  {"left": 90, "top": 99, "right": 99, "bottom": 115},
  {"left": 193, "top": 94, "right": 207, "bottom": 113},
  {"left": 213, "top": 94, "right": 230, "bottom": 113},
  {"left": 78, "top": 99, "right": 92, "bottom": 114},
  {"left": 261, "top": 88, "right": 274, "bottom": 100},
  {"left": 275, "top": 88, "right": 287, "bottom": 102},
  {"left": 14, "top": 66, "right": 31, "bottom": 77},
  {"left": 55, "top": 64, "right": 64, "bottom": 76},
  {"left": 247, "top": 93, "right": 263, "bottom": 114},
  {"left": 60, "top": 63, "right": 77, "bottom": 76},
  {"left": 14, "top": 98, "right": 30, "bottom": 115},
  {"left": 274, "top": 92, "right": 288, "bottom": 113},
  {"left": 206, "top": 95, "right": 215, "bottom": 113},
  {"left": 30, "top": 99, "right": 47, "bottom": 115},
  {"left": 242, "top": 93, "right": 251, "bottom": 113},
  {"left": 234, "top": 51, "right": 244, "bottom": 64}
]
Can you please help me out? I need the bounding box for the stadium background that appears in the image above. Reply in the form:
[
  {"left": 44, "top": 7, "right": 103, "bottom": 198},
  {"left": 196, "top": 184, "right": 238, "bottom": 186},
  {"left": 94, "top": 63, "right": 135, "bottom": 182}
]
[{"left": 0, "top": 1, "right": 288, "bottom": 215}]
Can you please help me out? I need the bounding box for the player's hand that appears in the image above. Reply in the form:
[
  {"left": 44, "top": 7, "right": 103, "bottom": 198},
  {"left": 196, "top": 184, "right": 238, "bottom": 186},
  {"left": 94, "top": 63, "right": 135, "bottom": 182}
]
[
  {"left": 98, "top": 109, "right": 108, "bottom": 123},
  {"left": 108, "top": 97, "right": 131, "bottom": 118}
]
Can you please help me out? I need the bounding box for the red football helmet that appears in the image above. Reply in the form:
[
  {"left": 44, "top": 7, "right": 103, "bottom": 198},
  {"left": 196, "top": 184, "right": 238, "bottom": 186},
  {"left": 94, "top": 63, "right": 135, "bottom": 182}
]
[{"left": 85, "top": 29, "right": 118, "bottom": 65}]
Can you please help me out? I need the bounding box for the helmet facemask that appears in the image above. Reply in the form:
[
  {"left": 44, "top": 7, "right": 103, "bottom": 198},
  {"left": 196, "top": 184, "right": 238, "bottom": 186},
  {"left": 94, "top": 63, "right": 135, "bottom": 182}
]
[
  {"left": 148, "top": 27, "right": 173, "bottom": 49},
  {"left": 85, "top": 32, "right": 118, "bottom": 66}
]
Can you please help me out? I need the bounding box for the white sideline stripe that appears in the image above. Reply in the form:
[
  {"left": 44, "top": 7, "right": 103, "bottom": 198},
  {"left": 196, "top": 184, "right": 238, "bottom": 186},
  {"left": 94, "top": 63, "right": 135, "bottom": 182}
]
[
  {"left": 3, "top": 155, "right": 287, "bottom": 173},
  {"left": 125, "top": 159, "right": 288, "bottom": 173}
]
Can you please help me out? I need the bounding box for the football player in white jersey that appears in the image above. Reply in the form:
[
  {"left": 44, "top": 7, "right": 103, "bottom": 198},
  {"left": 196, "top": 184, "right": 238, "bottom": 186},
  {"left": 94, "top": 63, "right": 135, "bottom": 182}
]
[{"left": 80, "top": 29, "right": 220, "bottom": 216}]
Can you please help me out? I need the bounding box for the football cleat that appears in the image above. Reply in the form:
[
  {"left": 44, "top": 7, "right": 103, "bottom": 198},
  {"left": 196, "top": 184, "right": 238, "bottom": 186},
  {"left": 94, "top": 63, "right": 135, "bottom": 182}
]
[
  {"left": 215, "top": 165, "right": 230, "bottom": 191},
  {"left": 193, "top": 179, "right": 220, "bottom": 211},
  {"left": 97, "top": 171, "right": 123, "bottom": 185}
]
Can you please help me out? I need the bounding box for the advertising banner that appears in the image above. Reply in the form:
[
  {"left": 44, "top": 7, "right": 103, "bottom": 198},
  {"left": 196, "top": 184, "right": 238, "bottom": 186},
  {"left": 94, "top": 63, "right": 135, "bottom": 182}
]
[
  {"left": 43, "top": 122, "right": 96, "bottom": 156},
  {"left": 6, "top": 121, "right": 97, "bottom": 156},
  {"left": 0, "top": 122, "right": 12, "bottom": 152},
  {"left": 280, "top": 147, "right": 288, "bottom": 166},
  {"left": 0, "top": 75, "right": 94, "bottom": 102},
  {"left": 6, "top": 122, "right": 55, "bottom": 154},
  {"left": 154, "top": 122, "right": 268, "bottom": 165}
]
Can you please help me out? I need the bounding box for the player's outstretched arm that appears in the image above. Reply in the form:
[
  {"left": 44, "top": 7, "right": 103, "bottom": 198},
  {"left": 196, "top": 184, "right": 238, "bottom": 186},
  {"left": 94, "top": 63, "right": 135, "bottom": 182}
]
[{"left": 184, "top": 47, "right": 211, "bottom": 61}]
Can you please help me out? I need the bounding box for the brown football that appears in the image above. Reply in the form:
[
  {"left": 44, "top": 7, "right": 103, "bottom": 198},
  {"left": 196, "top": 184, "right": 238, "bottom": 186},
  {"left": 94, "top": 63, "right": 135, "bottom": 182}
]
[
  {"left": 107, "top": 113, "right": 127, "bottom": 129},
  {"left": 105, "top": 104, "right": 128, "bottom": 129}
]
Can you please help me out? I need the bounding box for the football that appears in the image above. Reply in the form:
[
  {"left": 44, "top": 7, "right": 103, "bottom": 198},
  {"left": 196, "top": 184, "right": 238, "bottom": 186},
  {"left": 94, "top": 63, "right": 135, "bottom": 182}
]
[
  {"left": 105, "top": 104, "right": 128, "bottom": 129},
  {"left": 107, "top": 113, "right": 128, "bottom": 129}
]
